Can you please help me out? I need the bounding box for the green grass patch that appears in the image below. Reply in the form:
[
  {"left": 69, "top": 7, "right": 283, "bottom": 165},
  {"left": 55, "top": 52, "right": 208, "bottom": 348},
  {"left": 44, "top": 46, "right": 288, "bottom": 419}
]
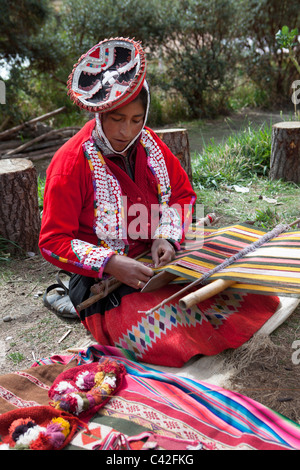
[
  {"left": 7, "top": 352, "right": 25, "bottom": 365},
  {"left": 37, "top": 175, "right": 46, "bottom": 214},
  {"left": 0, "top": 237, "right": 24, "bottom": 263},
  {"left": 192, "top": 124, "right": 300, "bottom": 229},
  {"left": 192, "top": 124, "right": 272, "bottom": 189}
]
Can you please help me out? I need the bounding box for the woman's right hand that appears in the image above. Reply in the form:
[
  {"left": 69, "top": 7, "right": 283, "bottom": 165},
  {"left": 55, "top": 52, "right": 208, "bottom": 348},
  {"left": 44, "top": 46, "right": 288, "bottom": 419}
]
[{"left": 104, "top": 254, "right": 153, "bottom": 290}]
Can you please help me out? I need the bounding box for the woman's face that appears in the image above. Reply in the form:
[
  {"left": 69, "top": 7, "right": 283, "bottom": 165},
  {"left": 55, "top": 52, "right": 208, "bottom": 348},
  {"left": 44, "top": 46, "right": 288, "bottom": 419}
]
[{"left": 102, "top": 99, "right": 145, "bottom": 153}]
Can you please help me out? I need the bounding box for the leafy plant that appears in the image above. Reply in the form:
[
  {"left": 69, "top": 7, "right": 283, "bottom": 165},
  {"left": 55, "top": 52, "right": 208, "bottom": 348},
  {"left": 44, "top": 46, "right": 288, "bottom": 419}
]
[
  {"left": 161, "top": 0, "right": 238, "bottom": 118},
  {"left": 0, "top": 0, "right": 51, "bottom": 61},
  {"left": 276, "top": 26, "right": 300, "bottom": 118},
  {"left": 255, "top": 207, "right": 278, "bottom": 228},
  {"left": 238, "top": 0, "right": 300, "bottom": 107},
  {"left": 37, "top": 175, "right": 46, "bottom": 214},
  {"left": 276, "top": 26, "right": 300, "bottom": 75}
]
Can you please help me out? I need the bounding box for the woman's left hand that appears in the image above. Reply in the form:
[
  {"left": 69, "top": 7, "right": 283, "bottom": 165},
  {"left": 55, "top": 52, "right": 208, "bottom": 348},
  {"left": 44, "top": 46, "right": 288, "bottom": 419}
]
[{"left": 151, "top": 239, "right": 175, "bottom": 268}]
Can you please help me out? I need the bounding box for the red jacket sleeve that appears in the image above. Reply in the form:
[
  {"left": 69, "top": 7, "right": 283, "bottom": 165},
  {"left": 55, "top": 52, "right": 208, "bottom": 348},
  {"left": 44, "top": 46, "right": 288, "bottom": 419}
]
[{"left": 39, "top": 122, "right": 116, "bottom": 278}]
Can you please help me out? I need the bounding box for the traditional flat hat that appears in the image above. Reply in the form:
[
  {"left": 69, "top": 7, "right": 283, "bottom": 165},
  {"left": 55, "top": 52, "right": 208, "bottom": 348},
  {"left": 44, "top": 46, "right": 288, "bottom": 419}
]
[{"left": 67, "top": 37, "right": 147, "bottom": 113}]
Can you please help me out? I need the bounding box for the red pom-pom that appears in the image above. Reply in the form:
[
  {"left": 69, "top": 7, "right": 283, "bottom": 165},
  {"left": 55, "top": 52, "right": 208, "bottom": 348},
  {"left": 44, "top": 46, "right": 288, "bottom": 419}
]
[{"left": 30, "top": 433, "right": 52, "bottom": 450}]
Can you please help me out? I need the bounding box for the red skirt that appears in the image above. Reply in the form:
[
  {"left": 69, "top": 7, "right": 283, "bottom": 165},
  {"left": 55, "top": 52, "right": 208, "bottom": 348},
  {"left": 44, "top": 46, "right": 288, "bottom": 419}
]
[{"left": 72, "top": 278, "right": 280, "bottom": 367}]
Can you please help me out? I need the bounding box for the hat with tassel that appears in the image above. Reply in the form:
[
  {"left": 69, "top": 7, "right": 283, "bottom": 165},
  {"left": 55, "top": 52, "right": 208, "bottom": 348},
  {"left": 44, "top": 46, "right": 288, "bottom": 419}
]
[{"left": 67, "top": 37, "right": 147, "bottom": 113}]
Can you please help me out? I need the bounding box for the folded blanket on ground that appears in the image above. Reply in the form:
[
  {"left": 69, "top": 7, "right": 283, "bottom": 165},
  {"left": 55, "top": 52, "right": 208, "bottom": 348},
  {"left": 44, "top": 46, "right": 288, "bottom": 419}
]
[{"left": 1, "top": 346, "right": 300, "bottom": 450}]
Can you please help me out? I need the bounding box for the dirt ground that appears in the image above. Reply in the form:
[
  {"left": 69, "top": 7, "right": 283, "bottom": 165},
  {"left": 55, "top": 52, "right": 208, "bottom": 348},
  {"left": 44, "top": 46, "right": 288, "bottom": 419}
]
[
  {"left": 1, "top": 252, "right": 300, "bottom": 424},
  {"left": 0, "top": 254, "right": 88, "bottom": 373}
]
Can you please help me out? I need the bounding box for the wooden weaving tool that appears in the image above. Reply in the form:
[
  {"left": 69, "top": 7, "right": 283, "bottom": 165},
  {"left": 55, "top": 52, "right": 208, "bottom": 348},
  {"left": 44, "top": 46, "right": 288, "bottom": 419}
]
[{"left": 76, "top": 250, "right": 149, "bottom": 312}]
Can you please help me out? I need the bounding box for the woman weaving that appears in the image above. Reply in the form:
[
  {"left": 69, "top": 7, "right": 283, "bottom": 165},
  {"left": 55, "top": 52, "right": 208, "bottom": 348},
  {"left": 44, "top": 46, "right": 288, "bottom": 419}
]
[{"left": 39, "top": 38, "right": 279, "bottom": 367}]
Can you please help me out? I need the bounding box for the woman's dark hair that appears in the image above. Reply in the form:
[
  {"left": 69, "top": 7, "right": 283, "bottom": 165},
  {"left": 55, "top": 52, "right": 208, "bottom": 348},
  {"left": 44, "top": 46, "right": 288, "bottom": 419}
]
[{"left": 133, "top": 85, "right": 148, "bottom": 112}]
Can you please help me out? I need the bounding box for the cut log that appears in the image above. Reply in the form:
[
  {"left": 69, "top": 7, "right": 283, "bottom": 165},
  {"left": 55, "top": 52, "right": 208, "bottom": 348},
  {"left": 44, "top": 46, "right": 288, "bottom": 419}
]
[
  {"left": 0, "top": 159, "right": 41, "bottom": 253},
  {"left": 0, "top": 106, "right": 66, "bottom": 140},
  {"left": 155, "top": 128, "right": 193, "bottom": 185},
  {"left": 2, "top": 126, "right": 80, "bottom": 157},
  {"left": 1, "top": 148, "right": 64, "bottom": 162},
  {"left": 270, "top": 121, "right": 300, "bottom": 183}
]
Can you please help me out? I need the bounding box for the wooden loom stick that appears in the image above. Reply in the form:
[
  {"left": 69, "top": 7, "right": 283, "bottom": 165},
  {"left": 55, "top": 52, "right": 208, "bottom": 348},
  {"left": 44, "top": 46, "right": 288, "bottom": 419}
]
[
  {"left": 76, "top": 250, "right": 150, "bottom": 312},
  {"left": 141, "top": 217, "right": 300, "bottom": 316},
  {"left": 76, "top": 278, "right": 121, "bottom": 312},
  {"left": 179, "top": 279, "right": 235, "bottom": 309}
]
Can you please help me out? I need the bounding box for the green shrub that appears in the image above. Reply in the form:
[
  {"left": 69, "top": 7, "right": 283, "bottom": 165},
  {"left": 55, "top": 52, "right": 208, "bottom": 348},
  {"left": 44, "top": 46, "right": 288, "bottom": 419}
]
[
  {"left": 192, "top": 124, "right": 272, "bottom": 189},
  {"left": 237, "top": 0, "right": 300, "bottom": 107},
  {"left": 161, "top": 0, "right": 238, "bottom": 118}
]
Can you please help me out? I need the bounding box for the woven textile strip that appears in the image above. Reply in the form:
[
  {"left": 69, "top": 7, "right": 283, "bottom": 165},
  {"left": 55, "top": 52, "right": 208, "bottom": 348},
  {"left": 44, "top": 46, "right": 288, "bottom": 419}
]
[{"left": 146, "top": 223, "right": 300, "bottom": 297}]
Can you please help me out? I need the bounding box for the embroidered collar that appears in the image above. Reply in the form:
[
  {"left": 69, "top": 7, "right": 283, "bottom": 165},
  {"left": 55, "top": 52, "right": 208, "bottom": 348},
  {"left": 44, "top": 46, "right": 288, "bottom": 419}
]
[{"left": 82, "top": 129, "right": 182, "bottom": 246}]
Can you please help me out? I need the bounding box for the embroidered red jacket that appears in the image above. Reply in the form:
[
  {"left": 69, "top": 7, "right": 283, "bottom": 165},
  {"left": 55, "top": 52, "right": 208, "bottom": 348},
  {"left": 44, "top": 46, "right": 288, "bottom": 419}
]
[{"left": 39, "top": 119, "right": 196, "bottom": 278}]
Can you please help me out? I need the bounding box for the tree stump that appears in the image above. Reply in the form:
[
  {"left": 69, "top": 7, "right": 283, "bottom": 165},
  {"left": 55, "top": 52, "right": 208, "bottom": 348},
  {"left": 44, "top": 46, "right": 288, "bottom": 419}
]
[
  {"left": 270, "top": 122, "right": 300, "bottom": 183},
  {"left": 155, "top": 128, "right": 193, "bottom": 185},
  {"left": 0, "top": 158, "right": 41, "bottom": 253}
]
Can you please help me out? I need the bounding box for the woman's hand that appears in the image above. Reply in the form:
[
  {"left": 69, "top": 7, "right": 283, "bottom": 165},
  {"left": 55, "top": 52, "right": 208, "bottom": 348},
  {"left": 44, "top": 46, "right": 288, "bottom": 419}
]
[
  {"left": 151, "top": 238, "right": 175, "bottom": 268},
  {"left": 103, "top": 239, "right": 175, "bottom": 291},
  {"left": 104, "top": 254, "right": 154, "bottom": 290}
]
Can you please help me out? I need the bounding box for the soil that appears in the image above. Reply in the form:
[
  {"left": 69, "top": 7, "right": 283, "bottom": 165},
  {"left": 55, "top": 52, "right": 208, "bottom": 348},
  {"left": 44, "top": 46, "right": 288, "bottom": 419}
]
[
  {"left": 1, "top": 108, "right": 300, "bottom": 425},
  {"left": 0, "top": 254, "right": 88, "bottom": 373}
]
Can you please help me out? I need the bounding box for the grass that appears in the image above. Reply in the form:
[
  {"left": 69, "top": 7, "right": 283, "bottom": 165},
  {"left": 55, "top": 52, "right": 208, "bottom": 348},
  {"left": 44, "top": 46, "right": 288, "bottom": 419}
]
[
  {"left": 37, "top": 175, "right": 46, "bottom": 214},
  {"left": 0, "top": 237, "right": 23, "bottom": 263},
  {"left": 7, "top": 352, "right": 25, "bottom": 365},
  {"left": 192, "top": 124, "right": 272, "bottom": 188},
  {"left": 192, "top": 123, "right": 300, "bottom": 229}
]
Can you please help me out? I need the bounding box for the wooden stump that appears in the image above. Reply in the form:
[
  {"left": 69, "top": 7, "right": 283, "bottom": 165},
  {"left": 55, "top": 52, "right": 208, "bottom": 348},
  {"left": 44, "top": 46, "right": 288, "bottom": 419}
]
[
  {"left": 270, "top": 122, "right": 300, "bottom": 183},
  {"left": 0, "top": 158, "right": 41, "bottom": 253},
  {"left": 155, "top": 128, "right": 193, "bottom": 185}
]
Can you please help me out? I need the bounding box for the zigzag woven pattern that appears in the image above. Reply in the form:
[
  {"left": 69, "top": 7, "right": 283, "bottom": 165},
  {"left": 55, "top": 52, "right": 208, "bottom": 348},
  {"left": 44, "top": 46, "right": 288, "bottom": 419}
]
[{"left": 116, "top": 290, "right": 245, "bottom": 360}]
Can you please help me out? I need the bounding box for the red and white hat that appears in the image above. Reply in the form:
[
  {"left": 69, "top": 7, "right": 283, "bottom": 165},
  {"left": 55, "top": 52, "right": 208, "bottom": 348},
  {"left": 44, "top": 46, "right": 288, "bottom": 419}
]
[{"left": 67, "top": 37, "right": 147, "bottom": 113}]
